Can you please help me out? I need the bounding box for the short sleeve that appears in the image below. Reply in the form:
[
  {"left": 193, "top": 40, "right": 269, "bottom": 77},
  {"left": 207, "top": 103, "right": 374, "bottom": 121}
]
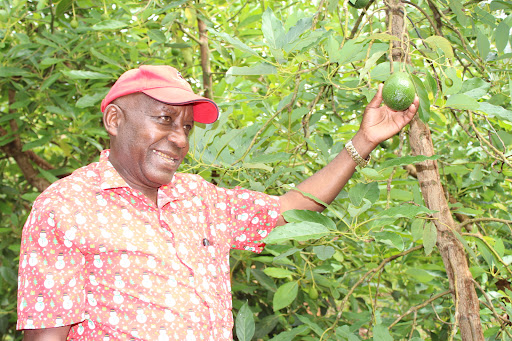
[
  {"left": 226, "top": 188, "right": 281, "bottom": 253},
  {"left": 17, "top": 198, "right": 86, "bottom": 330}
]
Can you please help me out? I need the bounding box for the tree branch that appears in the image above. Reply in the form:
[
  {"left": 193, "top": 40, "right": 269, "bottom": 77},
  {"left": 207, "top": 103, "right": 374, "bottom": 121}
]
[{"left": 389, "top": 290, "right": 451, "bottom": 329}]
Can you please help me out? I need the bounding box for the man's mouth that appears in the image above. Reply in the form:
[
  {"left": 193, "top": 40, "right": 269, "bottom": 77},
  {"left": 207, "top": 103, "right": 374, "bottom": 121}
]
[{"left": 153, "top": 150, "right": 179, "bottom": 164}]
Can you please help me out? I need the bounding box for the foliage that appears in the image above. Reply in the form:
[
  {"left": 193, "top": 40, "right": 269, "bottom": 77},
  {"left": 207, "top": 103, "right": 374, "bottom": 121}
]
[{"left": 1, "top": 0, "right": 512, "bottom": 340}]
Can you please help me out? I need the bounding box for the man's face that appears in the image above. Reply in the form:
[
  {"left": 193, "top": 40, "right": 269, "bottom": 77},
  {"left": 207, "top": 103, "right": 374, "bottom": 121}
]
[{"left": 108, "top": 94, "right": 194, "bottom": 193}]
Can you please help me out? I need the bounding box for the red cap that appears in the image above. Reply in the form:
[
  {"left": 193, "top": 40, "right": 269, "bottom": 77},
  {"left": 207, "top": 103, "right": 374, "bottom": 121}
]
[{"left": 101, "top": 65, "right": 219, "bottom": 124}]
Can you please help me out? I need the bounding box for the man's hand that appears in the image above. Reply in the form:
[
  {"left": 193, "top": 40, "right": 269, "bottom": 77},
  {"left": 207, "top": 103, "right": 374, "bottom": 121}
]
[
  {"left": 23, "top": 326, "right": 71, "bottom": 341},
  {"left": 358, "top": 83, "right": 419, "bottom": 148}
]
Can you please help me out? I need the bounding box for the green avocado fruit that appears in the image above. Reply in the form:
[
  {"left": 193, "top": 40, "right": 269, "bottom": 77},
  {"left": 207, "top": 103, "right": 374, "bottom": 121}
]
[
  {"left": 382, "top": 72, "right": 415, "bottom": 111},
  {"left": 70, "top": 19, "right": 79, "bottom": 28},
  {"left": 349, "top": 0, "right": 370, "bottom": 9}
]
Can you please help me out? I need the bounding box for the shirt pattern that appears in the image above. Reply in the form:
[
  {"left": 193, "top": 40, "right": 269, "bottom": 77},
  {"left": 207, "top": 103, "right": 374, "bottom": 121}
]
[{"left": 17, "top": 150, "right": 280, "bottom": 340}]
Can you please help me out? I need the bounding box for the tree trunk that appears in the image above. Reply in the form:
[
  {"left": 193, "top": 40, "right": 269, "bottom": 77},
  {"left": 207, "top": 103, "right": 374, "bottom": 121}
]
[
  {"left": 197, "top": 16, "right": 213, "bottom": 100},
  {"left": 387, "top": 1, "right": 484, "bottom": 339},
  {"left": 0, "top": 89, "right": 51, "bottom": 193}
]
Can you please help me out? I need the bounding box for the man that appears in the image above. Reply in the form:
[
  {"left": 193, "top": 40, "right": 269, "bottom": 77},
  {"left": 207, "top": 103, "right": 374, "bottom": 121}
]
[{"left": 17, "top": 65, "right": 418, "bottom": 340}]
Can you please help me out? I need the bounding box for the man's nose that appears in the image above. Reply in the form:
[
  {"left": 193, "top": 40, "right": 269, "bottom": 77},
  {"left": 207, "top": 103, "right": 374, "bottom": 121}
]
[{"left": 167, "top": 128, "right": 188, "bottom": 149}]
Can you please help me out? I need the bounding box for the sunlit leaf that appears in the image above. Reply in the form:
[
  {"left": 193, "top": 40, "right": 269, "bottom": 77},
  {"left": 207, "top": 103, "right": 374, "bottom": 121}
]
[
  {"left": 264, "top": 222, "right": 331, "bottom": 244},
  {"left": 273, "top": 281, "right": 298, "bottom": 311}
]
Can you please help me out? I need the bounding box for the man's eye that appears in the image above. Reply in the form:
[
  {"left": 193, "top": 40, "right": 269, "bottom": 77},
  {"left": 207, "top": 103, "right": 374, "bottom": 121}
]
[{"left": 159, "top": 116, "right": 172, "bottom": 123}]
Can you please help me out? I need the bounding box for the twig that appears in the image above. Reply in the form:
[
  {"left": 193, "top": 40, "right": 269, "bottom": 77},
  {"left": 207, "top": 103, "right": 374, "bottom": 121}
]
[
  {"left": 311, "top": 0, "right": 327, "bottom": 29},
  {"left": 468, "top": 111, "right": 512, "bottom": 168},
  {"left": 464, "top": 233, "right": 512, "bottom": 278},
  {"left": 231, "top": 69, "right": 303, "bottom": 165},
  {"left": 472, "top": 278, "right": 512, "bottom": 337},
  {"left": 459, "top": 217, "right": 512, "bottom": 229},
  {"left": 389, "top": 290, "right": 451, "bottom": 328},
  {"left": 319, "top": 245, "right": 424, "bottom": 340}
]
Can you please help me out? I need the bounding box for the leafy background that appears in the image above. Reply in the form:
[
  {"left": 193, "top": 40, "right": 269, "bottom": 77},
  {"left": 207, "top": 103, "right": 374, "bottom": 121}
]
[{"left": 1, "top": 0, "right": 512, "bottom": 340}]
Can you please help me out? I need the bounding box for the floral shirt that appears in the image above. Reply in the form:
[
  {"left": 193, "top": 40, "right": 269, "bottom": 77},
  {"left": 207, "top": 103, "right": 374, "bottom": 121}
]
[{"left": 17, "top": 150, "right": 280, "bottom": 340}]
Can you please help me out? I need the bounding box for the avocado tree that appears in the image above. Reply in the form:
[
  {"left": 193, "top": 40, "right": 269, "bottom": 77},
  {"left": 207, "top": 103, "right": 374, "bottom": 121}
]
[{"left": 1, "top": 0, "right": 512, "bottom": 340}]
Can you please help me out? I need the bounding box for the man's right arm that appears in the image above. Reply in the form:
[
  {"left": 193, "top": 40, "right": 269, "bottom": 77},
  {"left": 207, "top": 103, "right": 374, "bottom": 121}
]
[{"left": 23, "top": 326, "right": 71, "bottom": 341}]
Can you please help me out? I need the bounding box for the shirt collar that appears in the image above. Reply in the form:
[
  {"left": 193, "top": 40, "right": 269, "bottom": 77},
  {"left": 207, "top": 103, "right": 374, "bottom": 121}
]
[
  {"left": 97, "top": 150, "right": 179, "bottom": 207},
  {"left": 98, "top": 150, "right": 130, "bottom": 190}
]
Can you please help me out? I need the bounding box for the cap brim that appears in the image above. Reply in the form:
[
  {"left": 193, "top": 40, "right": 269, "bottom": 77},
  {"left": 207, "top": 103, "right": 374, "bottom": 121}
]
[{"left": 142, "top": 88, "right": 219, "bottom": 124}]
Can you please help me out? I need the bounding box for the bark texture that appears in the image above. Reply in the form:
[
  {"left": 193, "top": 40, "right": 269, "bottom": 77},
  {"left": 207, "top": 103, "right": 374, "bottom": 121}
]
[{"left": 409, "top": 117, "right": 484, "bottom": 340}]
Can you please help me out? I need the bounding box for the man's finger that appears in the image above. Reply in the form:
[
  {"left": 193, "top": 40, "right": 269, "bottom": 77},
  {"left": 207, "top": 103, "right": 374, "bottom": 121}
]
[{"left": 367, "top": 83, "right": 383, "bottom": 109}]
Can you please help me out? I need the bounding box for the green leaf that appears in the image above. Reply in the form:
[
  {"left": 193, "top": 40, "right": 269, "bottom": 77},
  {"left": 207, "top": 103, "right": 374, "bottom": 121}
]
[
  {"left": 411, "top": 74, "right": 431, "bottom": 122},
  {"left": 273, "top": 281, "right": 298, "bottom": 311},
  {"left": 263, "top": 221, "right": 331, "bottom": 244},
  {"left": 0, "top": 266, "right": 18, "bottom": 285},
  {"left": 40, "top": 58, "right": 66, "bottom": 66},
  {"left": 61, "top": 70, "right": 111, "bottom": 80},
  {"left": 378, "top": 204, "right": 436, "bottom": 219},
  {"left": 495, "top": 21, "right": 510, "bottom": 53},
  {"left": 91, "top": 20, "right": 128, "bottom": 31},
  {"left": 449, "top": 0, "right": 469, "bottom": 26},
  {"left": 477, "top": 102, "right": 512, "bottom": 122},
  {"left": 284, "top": 16, "right": 313, "bottom": 46},
  {"left": 262, "top": 8, "right": 285, "bottom": 50},
  {"left": 423, "top": 222, "right": 437, "bottom": 255},
  {"left": 76, "top": 92, "right": 108, "bottom": 108},
  {"left": 443, "top": 67, "right": 463, "bottom": 95},
  {"left": 210, "top": 30, "right": 261, "bottom": 58},
  {"left": 424, "top": 36, "right": 454, "bottom": 59},
  {"left": 452, "top": 207, "right": 484, "bottom": 217},
  {"left": 269, "top": 325, "right": 310, "bottom": 341},
  {"left": 263, "top": 267, "right": 295, "bottom": 278},
  {"left": 461, "top": 78, "right": 490, "bottom": 98},
  {"left": 40, "top": 73, "right": 61, "bottom": 91},
  {"left": 22, "top": 135, "right": 52, "bottom": 151},
  {"left": 313, "top": 245, "right": 335, "bottom": 260},
  {"left": 296, "top": 315, "right": 324, "bottom": 336},
  {"left": 359, "top": 50, "right": 386, "bottom": 82},
  {"left": 227, "top": 63, "right": 277, "bottom": 76},
  {"left": 251, "top": 269, "right": 277, "bottom": 292},
  {"left": 236, "top": 302, "right": 255, "bottom": 341},
  {"left": 326, "top": 35, "right": 342, "bottom": 63},
  {"left": 406, "top": 268, "right": 435, "bottom": 283},
  {"left": 148, "top": 29, "right": 167, "bottom": 44},
  {"left": 161, "top": 12, "right": 180, "bottom": 26},
  {"left": 373, "top": 231, "right": 404, "bottom": 251},
  {"left": 381, "top": 155, "right": 440, "bottom": 169},
  {"left": 243, "top": 162, "right": 273, "bottom": 172},
  {"left": 282, "top": 210, "right": 336, "bottom": 230},
  {"left": 476, "top": 28, "right": 490, "bottom": 59},
  {"left": 338, "top": 39, "right": 365, "bottom": 64},
  {"left": 348, "top": 182, "right": 379, "bottom": 206},
  {"left": 21, "top": 192, "right": 40, "bottom": 202},
  {"left": 445, "top": 94, "right": 480, "bottom": 110},
  {"left": 411, "top": 219, "right": 424, "bottom": 241},
  {"left": 0, "top": 67, "right": 31, "bottom": 77},
  {"left": 372, "top": 324, "right": 393, "bottom": 341}
]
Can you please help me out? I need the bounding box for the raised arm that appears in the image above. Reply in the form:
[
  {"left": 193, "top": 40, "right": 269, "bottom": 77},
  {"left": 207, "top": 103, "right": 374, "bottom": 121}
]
[
  {"left": 277, "top": 84, "right": 419, "bottom": 225},
  {"left": 23, "top": 326, "right": 71, "bottom": 341}
]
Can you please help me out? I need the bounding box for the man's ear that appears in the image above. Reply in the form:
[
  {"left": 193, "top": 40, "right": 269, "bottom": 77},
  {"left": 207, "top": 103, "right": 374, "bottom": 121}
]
[{"left": 103, "top": 104, "right": 123, "bottom": 136}]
